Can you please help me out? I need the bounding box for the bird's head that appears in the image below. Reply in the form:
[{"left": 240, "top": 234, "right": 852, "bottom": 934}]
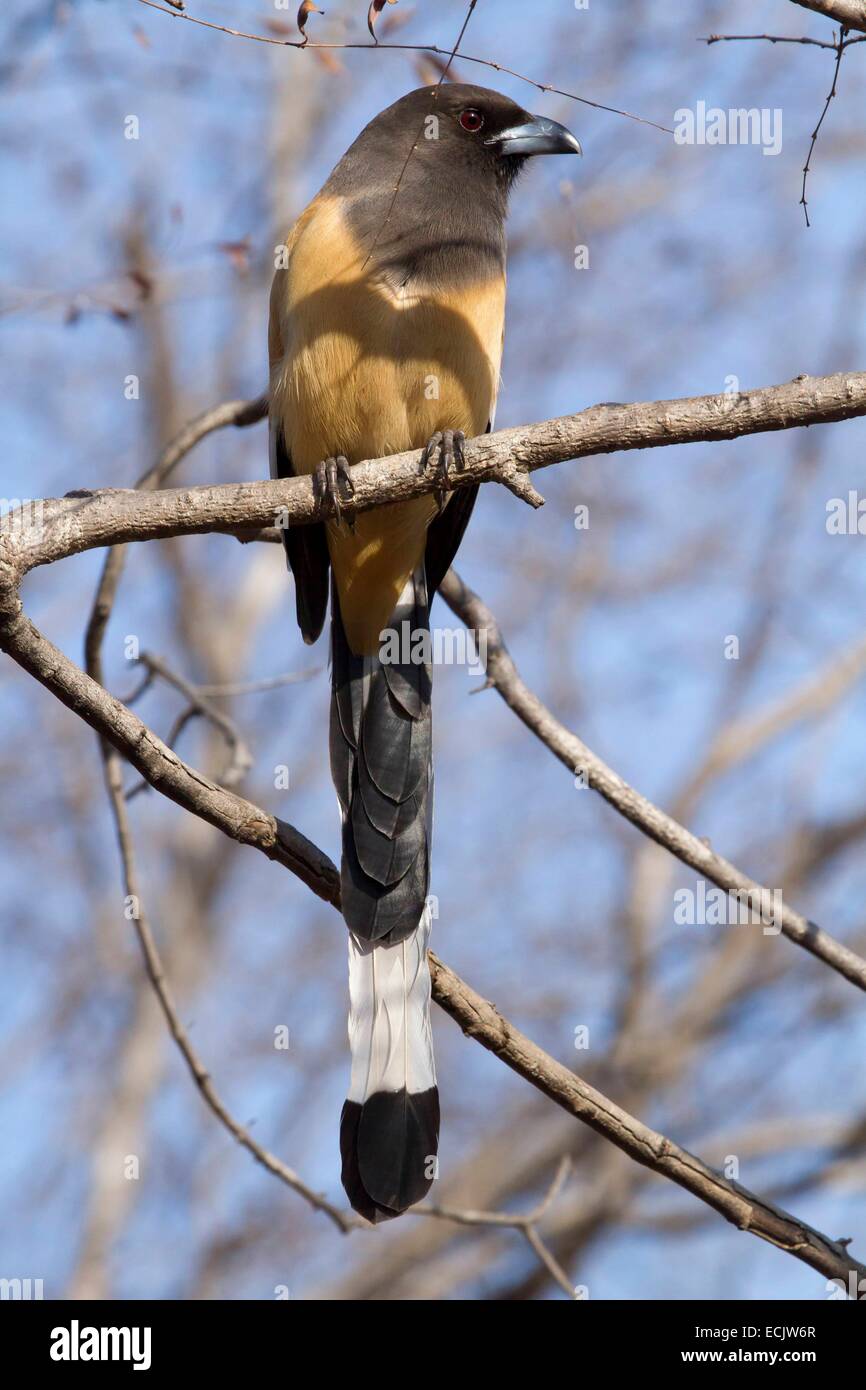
[
  {"left": 396, "top": 83, "right": 581, "bottom": 189},
  {"left": 349, "top": 83, "right": 581, "bottom": 199}
]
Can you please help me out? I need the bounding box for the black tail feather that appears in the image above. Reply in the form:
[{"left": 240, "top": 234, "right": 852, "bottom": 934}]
[
  {"left": 340, "top": 1088, "right": 440, "bottom": 1223},
  {"left": 329, "top": 570, "right": 433, "bottom": 946}
]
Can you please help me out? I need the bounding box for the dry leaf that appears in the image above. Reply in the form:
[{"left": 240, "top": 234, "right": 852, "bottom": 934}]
[
  {"left": 127, "top": 270, "right": 153, "bottom": 302},
  {"left": 312, "top": 48, "right": 345, "bottom": 75},
  {"left": 378, "top": 6, "right": 413, "bottom": 38},
  {"left": 264, "top": 18, "right": 295, "bottom": 36},
  {"left": 367, "top": 0, "right": 398, "bottom": 42},
  {"left": 131, "top": 25, "right": 151, "bottom": 50},
  {"left": 297, "top": 1, "right": 324, "bottom": 41},
  {"left": 414, "top": 53, "right": 461, "bottom": 86},
  {"left": 217, "top": 238, "right": 252, "bottom": 277}
]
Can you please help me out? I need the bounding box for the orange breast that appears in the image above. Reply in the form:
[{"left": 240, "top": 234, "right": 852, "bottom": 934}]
[{"left": 270, "top": 195, "right": 505, "bottom": 653}]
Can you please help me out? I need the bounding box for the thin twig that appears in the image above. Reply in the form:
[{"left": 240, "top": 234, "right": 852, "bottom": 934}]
[
  {"left": 704, "top": 26, "right": 863, "bottom": 224},
  {"left": 195, "top": 668, "right": 321, "bottom": 696},
  {"left": 83, "top": 396, "right": 267, "bottom": 684},
  {"left": 359, "top": 0, "right": 479, "bottom": 274},
  {"left": 523, "top": 1226, "right": 579, "bottom": 1300},
  {"left": 134, "top": 0, "right": 671, "bottom": 133},
  {"left": 97, "top": 694, "right": 355, "bottom": 1233},
  {"left": 417, "top": 1157, "right": 577, "bottom": 1298},
  {"left": 702, "top": 31, "right": 865, "bottom": 50},
  {"left": 801, "top": 25, "right": 849, "bottom": 226},
  {"left": 421, "top": 1156, "right": 571, "bottom": 1228},
  {"left": 419, "top": 1156, "right": 578, "bottom": 1295},
  {"left": 123, "top": 650, "right": 253, "bottom": 796}
]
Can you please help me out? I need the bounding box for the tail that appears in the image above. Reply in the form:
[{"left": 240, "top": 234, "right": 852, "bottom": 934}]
[{"left": 330, "top": 567, "right": 439, "bottom": 1221}]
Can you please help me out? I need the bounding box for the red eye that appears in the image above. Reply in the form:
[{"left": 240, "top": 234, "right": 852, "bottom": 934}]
[{"left": 459, "top": 108, "right": 484, "bottom": 133}]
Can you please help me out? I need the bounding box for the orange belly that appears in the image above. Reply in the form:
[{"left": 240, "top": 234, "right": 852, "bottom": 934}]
[{"left": 270, "top": 195, "right": 504, "bottom": 652}]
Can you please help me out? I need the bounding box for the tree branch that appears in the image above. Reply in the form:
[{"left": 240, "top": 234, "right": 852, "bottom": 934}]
[
  {"left": 123, "top": 649, "right": 253, "bottom": 796},
  {"left": 8, "top": 371, "right": 866, "bottom": 578},
  {"left": 5, "top": 373, "right": 866, "bottom": 1279},
  {"left": 418, "top": 1158, "right": 578, "bottom": 1299},
  {"left": 703, "top": 32, "right": 866, "bottom": 51},
  {"left": 4, "top": 569, "right": 864, "bottom": 1282},
  {"left": 800, "top": 22, "right": 849, "bottom": 227},
  {"left": 98, "top": 697, "right": 353, "bottom": 1233},
  {"left": 3, "top": 609, "right": 341, "bottom": 907},
  {"left": 135, "top": 0, "right": 670, "bottom": 133},
  {"left": 428, "top": 954, "right": 866, "bottom": 1289},
  {"left": 789, "top": 0, "right": 866, "bottom": 34},
  {"left": 438, "top": 572, "right": 866, "bottom": 992}
]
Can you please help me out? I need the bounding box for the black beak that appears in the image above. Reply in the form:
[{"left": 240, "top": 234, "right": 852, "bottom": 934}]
[{"left": 485, "top": 113, "right": 582, "bottom": 158}]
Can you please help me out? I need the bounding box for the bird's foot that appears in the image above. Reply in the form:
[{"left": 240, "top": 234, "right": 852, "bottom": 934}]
[
  {"left": 420, "top": 429, "right": 465, "bottom": 512},
  {"left": 314, "top": 455, "right": 355, "bottom": 531}
]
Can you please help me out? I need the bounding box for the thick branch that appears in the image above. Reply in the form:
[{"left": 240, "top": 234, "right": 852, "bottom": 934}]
[
  {"left": 8, "top": 371, "right": 866, "bottom": 577},
  {"left": 790, "top": 0, "right": 866, "bottom": 33}
]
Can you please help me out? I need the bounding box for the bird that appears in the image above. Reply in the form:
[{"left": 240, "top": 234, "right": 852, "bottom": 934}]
[{"left": 268, "top": 82, "right": 581, "bottom": 1222}]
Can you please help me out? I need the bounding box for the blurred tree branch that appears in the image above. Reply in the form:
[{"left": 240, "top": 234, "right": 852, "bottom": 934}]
[{"left": 419, "top": 1157, "right": 578, "bottom": 1298}]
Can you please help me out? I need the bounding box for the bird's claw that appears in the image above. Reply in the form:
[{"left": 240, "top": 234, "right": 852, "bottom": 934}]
[
  {"left": 314, "top": 455, "right": 355, "bottom": 531},
  {"left": 420, "top": 429, "right": 466, "bottom": 512}
]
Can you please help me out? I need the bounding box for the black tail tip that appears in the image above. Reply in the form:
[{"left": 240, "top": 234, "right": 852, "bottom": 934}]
[{"left": 340, "top": 1088, "right": 440, "bottom": 1223}]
